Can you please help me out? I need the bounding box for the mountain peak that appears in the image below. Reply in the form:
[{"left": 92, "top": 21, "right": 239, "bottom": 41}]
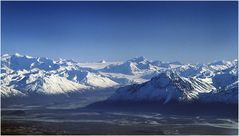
[
  {"left": 14, "top": 53, "right": 23, "bottom": 57},
  {"left": 99, "top": 60, "right": 106, "bottom": 63},
  {"left": 1, "top": 54, "right": 10, "bottom": 57},
  {"left": 13, "top": 53, "right": 33, "bottom": 59},
  {"left": 129, "top": 56, "right": 147, "bottom": 63},
  {"left": 109, "top": 70, "right": 217, "bottom": 103}
]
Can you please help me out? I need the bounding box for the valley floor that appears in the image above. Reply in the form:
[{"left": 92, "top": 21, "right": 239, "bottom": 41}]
[
  {"left": 1, "top": 108, "right": 238, "bottom": 135},
  {"left": 1, "top": 89, "right": 238, "bottom": 135}
]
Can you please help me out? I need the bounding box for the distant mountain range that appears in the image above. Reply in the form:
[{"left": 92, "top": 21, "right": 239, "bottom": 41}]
[{"left": 1, "top": 53, "right": 238, "bottom": 105}]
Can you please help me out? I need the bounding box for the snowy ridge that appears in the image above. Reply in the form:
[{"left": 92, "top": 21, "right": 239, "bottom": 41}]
[
  {"left": 108, "top": 71, "right": 237, "bottom": 104},
  {"left": 1, "top": 53, "right": 238, "bottom": 102},
  {"left": 108, "top": 72, "right": 219, "bottom": 103},
  {"left": 1, "top": 68, "right": 88, "bottom": 95},
  {"left": 102, "top": 56, "right": 159, "bottom": 75},
  {"left": 1, "top": 85, "right": 25, "bottom": 97},
  {"left": 1, "top": 54, "right": 120, "bottom": 96}
]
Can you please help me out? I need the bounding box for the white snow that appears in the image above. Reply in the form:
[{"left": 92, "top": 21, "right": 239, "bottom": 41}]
[
  {"left": 1, "top": 53, "right": 238, "bottom": 103},
  {"left": 1, "top": 85, "right": 25, "bottom": 97},
  {"left": 78, "top": 62, "right": 121, "bottom": 70},
  {"left": 108, "top": 72, "right": 218, "bottom": 103}
]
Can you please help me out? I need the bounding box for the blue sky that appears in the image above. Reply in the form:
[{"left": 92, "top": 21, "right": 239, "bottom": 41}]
[{"left": 1, "top": 1, "right": 238, "bottom": 63}]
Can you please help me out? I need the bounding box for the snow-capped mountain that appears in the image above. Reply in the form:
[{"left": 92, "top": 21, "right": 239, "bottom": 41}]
[
  {"left": 200, "top": 81, "right": 238, "bottom": 104},
  {"left": 1, "top": 68, "right": 88, "bottom": 95},
  {"left": 99, "top": 60, "right": 106, "bottom": 63},
  {"left": 54, "top": 67, "right": 119, "bottom": 88},
  {"left": 102, "top": 56, "right": 159, "bottom": 75},
  {"left": 106, "top": 58, "right": 238, "bottom": 104},
  {"left": 1, "top": 53, "right": 60, "bottom": 71},
  {"left": 175, "top": 59, "right": 238, "bottom": 78},
  {"left": 1, "top": 53, "right": 120, "bottom": 96},
  {"left": 1, "top": 53, "right": 238, "bottom": 101},
  {"left": 108, "top": 71, "right": 237, "bottom": 104},
  {"left": 152, "top": 60, "right": 182, "bottom": 69},
  {"left": 208, "top": 60, "right": 237, "bottom": 71},
  {"left": 103, "top": 57, "right": 238, "bottom": 103},
  {"left": 1, "top": 85, "right": 25, "bottom": 97},
  {"left": 108, "top": 72, "right": 217, "bottom": 103}
]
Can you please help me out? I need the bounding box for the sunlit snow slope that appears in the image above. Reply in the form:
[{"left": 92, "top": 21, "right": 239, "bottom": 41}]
[{"left": 1, "top": 53, "right": 238, "bottom": 102}]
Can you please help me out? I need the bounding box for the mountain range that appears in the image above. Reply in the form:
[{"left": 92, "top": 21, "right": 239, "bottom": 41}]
[{"left": 1, "top": 53, "right": 238, "bottom": 105}]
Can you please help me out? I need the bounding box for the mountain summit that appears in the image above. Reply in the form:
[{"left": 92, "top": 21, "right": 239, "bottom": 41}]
[
  {"left": 108, "top": 71, "right": 221, "bottom": 104},
  {"left": 1, "top": 53, "right": 238, "bottom": 102}
]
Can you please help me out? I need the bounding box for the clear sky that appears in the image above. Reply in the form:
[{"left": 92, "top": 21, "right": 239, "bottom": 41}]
[{"left": 1, "top": 1, "right": 238, "bottom": 63}]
